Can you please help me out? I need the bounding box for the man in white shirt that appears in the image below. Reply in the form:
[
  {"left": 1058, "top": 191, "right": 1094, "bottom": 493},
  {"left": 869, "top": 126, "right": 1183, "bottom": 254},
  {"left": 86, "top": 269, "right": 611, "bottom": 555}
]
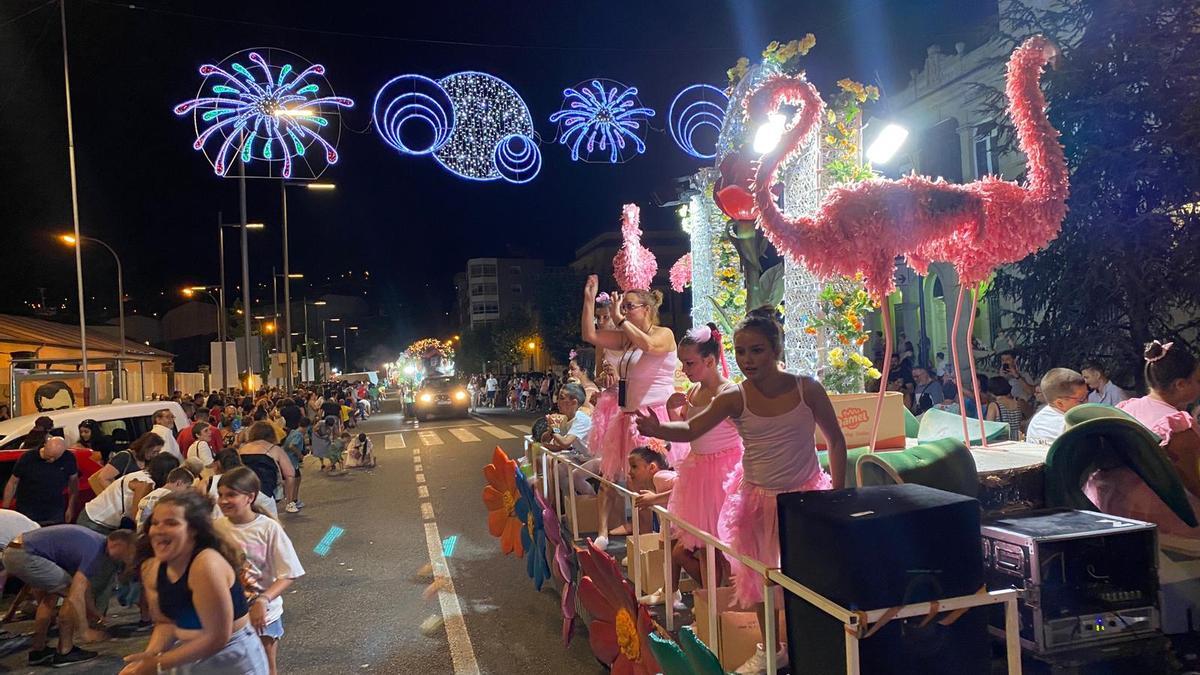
[
  {"left": 485, "top": 373, "right": 498, "bottom": 407},
  {"left": 150, "top": 409, "right": 182, "bottom": 462},
  {"left": 1081, "top": 363, "right": 1127, "bottom": 406},
  {"left": 1026, "top": 368, "right": 1089, "bottom": 445}
]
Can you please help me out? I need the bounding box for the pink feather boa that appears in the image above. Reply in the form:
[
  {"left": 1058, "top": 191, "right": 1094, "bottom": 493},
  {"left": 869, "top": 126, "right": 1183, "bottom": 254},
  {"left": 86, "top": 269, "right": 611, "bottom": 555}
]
[
  {"left": 612, "top": 203, "right": 658, "bottom": 292},
  {"left": 669, "top": 253, "right": 692, "bottom": 292}
]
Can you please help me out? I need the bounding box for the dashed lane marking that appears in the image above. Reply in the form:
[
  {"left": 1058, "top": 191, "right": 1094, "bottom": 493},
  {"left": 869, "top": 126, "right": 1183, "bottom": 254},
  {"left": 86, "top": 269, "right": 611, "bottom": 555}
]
[
  {"left": 416, "top": 473, "right": 426, "bottom": 484},
  {"left": 449, "top": 428, "right": 481, "bottom": 443},
  {"left": 418, "top": 485, "right": 429, "bottom": 498},
  {"left": 385, "top": 434, "right": 406, "bottom": 450},
  {"left": 420, "top": 502, "right": 434, "bottom": 520},
  {"left": 423, "top": 521, "right": 480, "bottom": 674},
  {"left": 418, "top": 430, "right": 444, "bottom": 446},
  {"left": 479, "top": 426, "right": 516, "bottom": 440}
]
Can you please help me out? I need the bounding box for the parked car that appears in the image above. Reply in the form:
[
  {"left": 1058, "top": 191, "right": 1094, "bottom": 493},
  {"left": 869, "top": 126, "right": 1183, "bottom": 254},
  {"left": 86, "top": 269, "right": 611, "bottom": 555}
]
[
  {"left": 0, "top": 401, "right": 189, "bottom": 515},
  {"left": 413, "top": 376, "right": 470, "bottom": 421}
]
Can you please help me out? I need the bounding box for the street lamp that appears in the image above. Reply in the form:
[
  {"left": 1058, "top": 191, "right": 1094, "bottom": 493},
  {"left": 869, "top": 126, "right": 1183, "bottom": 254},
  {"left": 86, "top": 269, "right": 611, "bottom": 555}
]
[
  {"left": 865, "top": 123, "right": 909, "bottom": 164},
  {"left": 526, "top": 340, "right": 537, "bottom": 371},
  {"left": 281, "top": 181, "right": 335, "bottom": 391},
  {"left": 217, "top": 212, "right": 264, "bottom": 393},
  {"left": 60, "top": 233, "right": 126, "bottom": 399},
  {"left": 301, "top": 299, "right": 328, "bottom": 382},
  {"left": 183, "top": 285, "right": 227, "bottom": 391}
]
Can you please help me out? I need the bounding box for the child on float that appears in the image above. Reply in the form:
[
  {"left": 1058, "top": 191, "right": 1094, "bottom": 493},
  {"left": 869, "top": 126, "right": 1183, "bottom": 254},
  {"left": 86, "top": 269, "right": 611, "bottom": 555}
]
[
  {"left": 215, "top": 467, "right": 305, "bottom": 675},
  {"left": 654, "top": 323, "right": 744, "bottom": 606},
  {"left": 636, "top": 307, "right": 847, "bottom": 674},
  {"left": 582, "top": 275, "right": 680, "bottom": 550}
]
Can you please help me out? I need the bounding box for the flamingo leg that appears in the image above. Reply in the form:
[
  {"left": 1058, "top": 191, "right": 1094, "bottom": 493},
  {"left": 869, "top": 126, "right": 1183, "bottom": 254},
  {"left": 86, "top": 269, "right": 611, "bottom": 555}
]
[
  {"left": 950, "top": 284, "right": 970, "bottom": 445},
  {"left": 868, "top": 300, "right": 893, "bottom": 455},
  {"left": 966, "top": 286, "right": 988, "bottom": 447}
]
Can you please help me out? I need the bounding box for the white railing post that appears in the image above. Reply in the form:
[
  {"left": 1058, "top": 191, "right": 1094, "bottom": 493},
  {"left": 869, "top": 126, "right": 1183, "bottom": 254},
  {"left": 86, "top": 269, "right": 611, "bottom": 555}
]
[
  {"left": 631, "top": 495, "right": 642, "bottom": 599},
  {"left": 662, "top": 520, "right": 673, "bottom": 630},
  {"left": 1005, "top": 597, "right": 1022, "bottom": 675},
  {"left": 764, "top": 576, "right": 777, "bottom": 675},
  {"left": 567, "top": 464, "right": 579, "bottom": 542}
]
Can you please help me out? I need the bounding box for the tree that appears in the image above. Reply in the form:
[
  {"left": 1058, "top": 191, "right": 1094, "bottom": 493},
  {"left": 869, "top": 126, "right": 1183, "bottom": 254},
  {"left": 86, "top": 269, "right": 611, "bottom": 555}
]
[
  {"left": 533, "top": 268, "right": 585, "bottom": 364},
  {"left": 458, "top": 323, "right": 498, "bottom": 375},
  {"left": 982, "top": 0, "right": 1200, "bottom": 388},
  {"left": 492, "top": 308, "right": 535, "bottom": 371}
]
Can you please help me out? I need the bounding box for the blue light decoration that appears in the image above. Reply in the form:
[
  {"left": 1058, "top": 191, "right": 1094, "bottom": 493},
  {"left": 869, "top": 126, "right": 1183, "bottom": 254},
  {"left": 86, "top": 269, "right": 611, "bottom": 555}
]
[
  {"left": 174, "top": 48, "right": 353, "bottom": 179},
  {"left": 372, "top": 74, "right": 455, "bottom": 156},
  {"left": 549, "top": 79, "right": 655, "bottom": 164},
  {"left": 492, "top": 133, "right": 541, "bottom": 184},
  {"left": 433, "top": 71, "right": 536, "bottom": 182},
  {"left": 313, "top": 525, "right": 346, "bottom": 556},
  {"left": 668, "top": 84, "right": 729, "bottom": 160}
]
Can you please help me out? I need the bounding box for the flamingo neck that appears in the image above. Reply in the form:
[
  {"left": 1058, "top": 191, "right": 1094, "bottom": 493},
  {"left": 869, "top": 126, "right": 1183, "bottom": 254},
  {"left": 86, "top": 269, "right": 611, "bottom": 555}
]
[{"left": 1007, "top": 37, "right": 1068, "bottom": 202}]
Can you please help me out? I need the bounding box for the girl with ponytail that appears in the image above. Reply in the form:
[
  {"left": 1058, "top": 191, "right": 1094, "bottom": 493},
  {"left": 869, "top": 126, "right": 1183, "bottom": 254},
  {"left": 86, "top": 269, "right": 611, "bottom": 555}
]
[
  {"left": 215, "top": 467, "right": 305, "bottom": 675},
  {"left": 644, "top": 322, "right": 743, "bottom": 609}
]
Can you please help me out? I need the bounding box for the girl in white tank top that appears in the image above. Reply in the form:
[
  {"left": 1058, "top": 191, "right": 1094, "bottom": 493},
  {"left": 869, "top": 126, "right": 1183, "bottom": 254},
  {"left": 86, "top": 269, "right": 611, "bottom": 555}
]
[{"left": 635, "top": 310, "right": 847, "bottom": 672}]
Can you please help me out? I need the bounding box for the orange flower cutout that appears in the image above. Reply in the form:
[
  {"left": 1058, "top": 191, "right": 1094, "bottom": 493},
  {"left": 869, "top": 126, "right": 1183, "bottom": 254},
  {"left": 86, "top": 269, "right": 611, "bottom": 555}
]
[{"left": 482, "top": 446, "right": 525, "bottom": 556}]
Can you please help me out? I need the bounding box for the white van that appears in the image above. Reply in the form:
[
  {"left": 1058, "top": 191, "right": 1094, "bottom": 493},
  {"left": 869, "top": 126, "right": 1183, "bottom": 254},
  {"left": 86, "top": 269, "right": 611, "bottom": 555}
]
[{"left": 0, "top": 401, "right": 189, "bottom": 451}]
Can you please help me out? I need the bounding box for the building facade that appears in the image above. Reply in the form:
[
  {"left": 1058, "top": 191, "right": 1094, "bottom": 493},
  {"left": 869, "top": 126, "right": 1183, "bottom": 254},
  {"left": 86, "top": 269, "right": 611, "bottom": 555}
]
[{"left": 463, "top": 258, "right": 544, "bottom": 329}]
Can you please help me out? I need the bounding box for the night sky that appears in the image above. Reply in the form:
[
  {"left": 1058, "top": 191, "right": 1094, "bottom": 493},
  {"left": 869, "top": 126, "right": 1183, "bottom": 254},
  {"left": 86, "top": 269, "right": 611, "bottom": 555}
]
[{"left": 1, "top": 0, "right": 996, "bottom": 348}]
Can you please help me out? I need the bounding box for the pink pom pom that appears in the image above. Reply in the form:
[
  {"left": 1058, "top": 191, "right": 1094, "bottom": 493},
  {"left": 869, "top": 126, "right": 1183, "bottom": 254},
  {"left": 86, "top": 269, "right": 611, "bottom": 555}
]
[
  {"left": 669, "top": 253, "right": 692, "bottom": 293},
  {"left": 613, "top": 203, "right": 658, "bottom": 292}
]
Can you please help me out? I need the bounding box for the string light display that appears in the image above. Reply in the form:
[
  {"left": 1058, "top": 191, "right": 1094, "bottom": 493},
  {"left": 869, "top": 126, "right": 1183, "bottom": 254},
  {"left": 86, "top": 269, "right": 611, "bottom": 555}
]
[
  {"left": 174, "top": 48, "right": 353, "bottom": 179},
  {"left": 493, "top": 133, "right": 542, "bottom": 184},
  {"left": 668, "top": 84, "right": 728, "bottom": 160},
  {"left": 373, "top": 74, "right": 455, "bottom": 156},
  {"left": 433, "top": 71, "right": 535, "bottom": 181},
  {"left": 549, "top": 79, "right": 655, "bottom": 163}
]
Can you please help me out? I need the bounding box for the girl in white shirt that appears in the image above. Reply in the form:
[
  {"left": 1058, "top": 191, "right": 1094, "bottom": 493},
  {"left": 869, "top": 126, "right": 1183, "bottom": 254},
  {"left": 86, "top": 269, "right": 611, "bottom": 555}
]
[
  {"left": 215, "top": 467, "right": 304, "bottom": 675},
  {"left": 186, "top": 422, "right": 217, "bottom": 477}
]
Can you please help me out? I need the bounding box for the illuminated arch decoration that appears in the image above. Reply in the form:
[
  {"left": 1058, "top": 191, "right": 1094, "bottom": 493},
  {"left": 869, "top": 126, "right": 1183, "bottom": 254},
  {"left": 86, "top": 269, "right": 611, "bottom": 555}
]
[
  {"left": 493, "top": 134, "right": 542, "bottom": 184},
  {"left": 373, "top": 74, "right": 455, "bottom": 156},
  {"left": 549, "top": 79, "right": 655, "bottom": 164},
  {"left": 433, "top": 71, "right": 536, "bottom": 182},
  {"left": 668, "top": 84, "right": 728, "bottom": 160},
  {"left": 174, "top": 48, "right": 353, "bottom": 179}
]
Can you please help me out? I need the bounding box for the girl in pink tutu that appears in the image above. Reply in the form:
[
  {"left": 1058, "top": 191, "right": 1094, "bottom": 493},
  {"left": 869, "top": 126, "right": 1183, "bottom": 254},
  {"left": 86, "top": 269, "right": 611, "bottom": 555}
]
[
  {"left": 582, "top": 274, "right": 679, "bottom": 550},
  {"left": 636, "top": 307, "right": 846, "bottom": 674},
  {"left": 664, "top": 322, "right": 743, "bottom": 597}
]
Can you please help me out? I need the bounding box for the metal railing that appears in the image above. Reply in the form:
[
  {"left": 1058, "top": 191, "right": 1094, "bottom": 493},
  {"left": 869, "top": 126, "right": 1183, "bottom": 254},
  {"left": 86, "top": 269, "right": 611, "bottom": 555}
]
[{"left": 527, "top": 438, "right": 1023, "bottom": 675}]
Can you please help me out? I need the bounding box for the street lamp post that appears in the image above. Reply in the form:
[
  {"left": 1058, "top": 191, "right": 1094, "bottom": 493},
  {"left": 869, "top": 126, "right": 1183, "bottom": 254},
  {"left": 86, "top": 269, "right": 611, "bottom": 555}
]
[
  {"left": 60, "top": 1, "right": 88, "bottom": 404},
  {"left": 347, "top": 326, "right": 359, "bottom": 372},
  {"left": 281, "top": 181, "right": 334, "bottom": 392},
  {"left": 272, "top": 271, "right": 303, "bottom": 390},
  {"left": 217, "top": 213, "right": 263, "bottom": 393},
  {"left": 61, "top": 234, "right": 126, "bottom": 399},
  {"left": 183, "top": 286, "right": 225, "bottom": 389}
]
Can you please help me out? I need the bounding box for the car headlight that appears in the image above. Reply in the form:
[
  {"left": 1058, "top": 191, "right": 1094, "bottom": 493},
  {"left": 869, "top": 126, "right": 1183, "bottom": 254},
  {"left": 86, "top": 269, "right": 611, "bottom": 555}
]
[
  {"left": 454, "top": 390, "right": 467, "bottom": 401},
  {"left": 420, "top": 393, "right": 433, "bottom": 403}
]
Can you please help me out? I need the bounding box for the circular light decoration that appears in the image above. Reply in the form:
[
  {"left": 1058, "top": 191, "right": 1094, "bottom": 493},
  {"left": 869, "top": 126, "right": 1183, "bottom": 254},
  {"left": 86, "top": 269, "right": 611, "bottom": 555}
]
[
  {"left": 174, "top": 48, "right": 353, "bottom": 179},
  {"left": 668, "top": 84, "right": 729, "bottom": 160},
  {"left": 493, "top": 134, "right": 542, "bottom": 184},
  {"left": 549, "top": 79, "right": 655, "bottom": 164},
  {"left": 433, "top": 71, "right": 535, "bottom": 182},
  {"left": 373, "top": 74, "right": 455, "bottom": 156}
]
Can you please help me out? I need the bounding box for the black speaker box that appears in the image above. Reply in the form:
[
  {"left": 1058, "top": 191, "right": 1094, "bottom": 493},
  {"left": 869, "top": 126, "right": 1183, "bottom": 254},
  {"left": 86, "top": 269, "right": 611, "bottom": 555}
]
[{"left": 778, "top": 483, "right": 988, "bottom": 675}]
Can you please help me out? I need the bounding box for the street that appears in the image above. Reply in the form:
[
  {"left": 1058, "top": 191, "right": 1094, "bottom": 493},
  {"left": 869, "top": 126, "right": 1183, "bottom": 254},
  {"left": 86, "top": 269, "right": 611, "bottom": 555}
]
[{"left": 0, "top": 401, "right": 600, "bottom": 674}]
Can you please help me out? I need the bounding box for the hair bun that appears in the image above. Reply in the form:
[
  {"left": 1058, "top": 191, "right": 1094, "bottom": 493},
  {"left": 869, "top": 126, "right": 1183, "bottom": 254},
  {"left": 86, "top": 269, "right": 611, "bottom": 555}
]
[
  {"left": 650, "top": 289, "right": 664, "bottom": 306},
  {"left": 1144, "top": 340, "right": 1165, "bottom": 360},
  {"left": 746, "top": 305, "right": 779, "bottom": 322}
]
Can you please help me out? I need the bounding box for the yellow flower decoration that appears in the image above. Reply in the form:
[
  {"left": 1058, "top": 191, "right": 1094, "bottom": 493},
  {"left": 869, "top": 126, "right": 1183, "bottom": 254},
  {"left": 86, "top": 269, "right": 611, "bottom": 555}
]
[
  {"left": 833, "top": 297, "right": 844, "bottom": 307},
  {"left": 798, "top": 33, "right": 816, "bottom": 54}
]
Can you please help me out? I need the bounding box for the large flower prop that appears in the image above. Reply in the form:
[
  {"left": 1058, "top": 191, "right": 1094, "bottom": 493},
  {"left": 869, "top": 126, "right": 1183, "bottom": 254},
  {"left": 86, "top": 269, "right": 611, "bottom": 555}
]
[
  {"left": 482, "top": 447, "right": 524, "bottom": 556},
  {"left": 669, "top": 253, "right": 692, "bottom": 293},
  {"left": 612, "top": 204, "right": 658, "bottom": 292},
  {"left": 515, "top": 466, "right": 550, "bottom": 590},
  {"left": 539, "top": 491, "right": 578, "bottom": 645},
  {"left": 578, "top": 539, "right": 660, "bottom": 674},
  {"left": 648, "top": 626, "right": 725, "bottom": 675}
]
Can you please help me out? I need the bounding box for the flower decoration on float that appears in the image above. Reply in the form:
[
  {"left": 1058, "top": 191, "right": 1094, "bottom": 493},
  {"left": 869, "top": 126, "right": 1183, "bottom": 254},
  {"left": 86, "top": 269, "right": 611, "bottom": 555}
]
[
  {"left": 667, "top": 84, "right": 728, "bottom": 160},
  {"left": 174, "top": 48, "right": 354, "bottom": 179},
  {"left": 669, "top": 253, "right": 693, "bottom": 293},
  {"left": 612, "top": 204, "right": 659, "bottom": 292},
  {"left": 405, "top": 338, "right": 454, "bottom": 362},
  {"left": 514, "top": 466, "right": 550, "bottom": 590},
  {"left": 481, "top": 447, "right": 524, "bottom": 556},
  {"left": 550, "top": 79, "right": 655, "bottom": 164},
  {"left": 539, "top": 491, "right": 578, "bottom": 644},
  {"left": 578, "top": 539, "right": 661, "bottom": 674}
]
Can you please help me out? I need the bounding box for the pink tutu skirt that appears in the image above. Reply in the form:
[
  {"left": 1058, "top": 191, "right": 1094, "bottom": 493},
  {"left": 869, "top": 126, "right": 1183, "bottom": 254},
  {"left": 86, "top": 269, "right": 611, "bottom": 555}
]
[
  {"left": 587, "top": 389, "right": 682, "bottom": 482},
  {"left": 668, "top": 445, "right": 743, "bottom": 550},
  {"left": 717, "top": 465, "right": 833, "bottom": 608}
]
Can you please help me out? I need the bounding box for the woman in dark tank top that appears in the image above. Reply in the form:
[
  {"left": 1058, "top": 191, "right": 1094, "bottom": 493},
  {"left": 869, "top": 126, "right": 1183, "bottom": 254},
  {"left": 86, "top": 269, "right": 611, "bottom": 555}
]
[{"left": 121, "top": 490, "right": 267, "bottom": 674}]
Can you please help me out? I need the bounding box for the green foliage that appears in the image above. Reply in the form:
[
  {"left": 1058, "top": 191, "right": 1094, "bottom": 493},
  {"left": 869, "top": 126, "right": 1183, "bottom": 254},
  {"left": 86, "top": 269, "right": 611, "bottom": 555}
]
[
  {"left": 533, "top": 268, "right": 586, "bottom": 363},
  {"left": 978, "top": 0, "right": 1200, "bottom": 388}
]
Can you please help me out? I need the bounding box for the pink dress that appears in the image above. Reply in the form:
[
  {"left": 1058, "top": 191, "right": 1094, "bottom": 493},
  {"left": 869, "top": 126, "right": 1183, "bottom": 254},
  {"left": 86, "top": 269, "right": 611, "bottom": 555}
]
[
  {"left": 588, "top": 346, "right": 682, "bottom": 482},
  {"left": 668, "top": 384, "right": 744, "bottom": 551},
  {"left": 1084, "top": 396, "right": 1200, "bottom": 538},
  {"left": 718, "top": 377, "right": 832, "bottom": 607}
]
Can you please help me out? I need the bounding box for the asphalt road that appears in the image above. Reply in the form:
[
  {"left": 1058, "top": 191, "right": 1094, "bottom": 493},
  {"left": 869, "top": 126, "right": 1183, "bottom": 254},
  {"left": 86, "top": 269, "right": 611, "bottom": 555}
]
[{"left": 0, "top": 401, "right": 601, "bottom": 674}]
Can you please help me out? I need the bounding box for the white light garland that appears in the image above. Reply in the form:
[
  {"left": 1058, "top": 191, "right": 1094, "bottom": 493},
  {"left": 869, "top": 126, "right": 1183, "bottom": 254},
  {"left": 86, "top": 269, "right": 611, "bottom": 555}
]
[{"left": 433, "top": 71, "right": 534, "bottom": 181}]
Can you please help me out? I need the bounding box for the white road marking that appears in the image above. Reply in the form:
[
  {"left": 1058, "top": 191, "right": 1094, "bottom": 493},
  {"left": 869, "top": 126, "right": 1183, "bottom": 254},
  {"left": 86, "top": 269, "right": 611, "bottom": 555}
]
[
  {"left": 423, "top": 521, "right": 480, "bottom": 674},
  {"left": 385, "top": 434, "right": 406, "bottom": 450},
  {"left": 449, "top": 428, "right": 480, "bottom": 443},
  {"left": 414, "top": 463, "right": 423, "bottom": 472},
  {"left": 420, "top": 502, "right": 434, "bottom": 520},
  {"left": 510, "top": 425, "right": 532, "bottom": 435},
  {"left": 416, "top": 473, "right": 426, "bottom": 484},
  {"left": 479, "top": 426, "right": 516, "bottom": 439},
  {"left": 418, "top": 485, "right": 429, "bottom": 498},
  {"left": 418, "top": 430, "right": 444, "bottom": 446}
]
